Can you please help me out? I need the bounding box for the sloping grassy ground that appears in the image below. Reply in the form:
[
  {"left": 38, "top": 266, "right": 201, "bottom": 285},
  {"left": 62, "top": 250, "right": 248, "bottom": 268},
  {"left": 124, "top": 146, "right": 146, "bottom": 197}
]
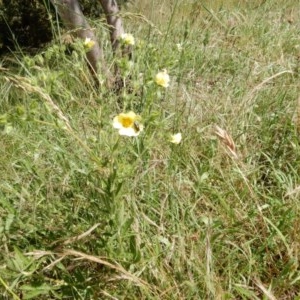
[{"left": 1, "top": 0, "right": 300, "bottom": 298}]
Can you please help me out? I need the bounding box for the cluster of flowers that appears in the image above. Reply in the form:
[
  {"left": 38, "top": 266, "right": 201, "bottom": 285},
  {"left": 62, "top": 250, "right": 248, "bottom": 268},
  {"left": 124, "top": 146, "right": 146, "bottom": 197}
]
[
  {"left": 83, "top": 34, "right": 180, "bottom": 144},
  {"left": 113, "top": 111, "right": 182, "bottom": 144},
  {"left": 113, "top": 34, "right": 180, "bottom": 143}
]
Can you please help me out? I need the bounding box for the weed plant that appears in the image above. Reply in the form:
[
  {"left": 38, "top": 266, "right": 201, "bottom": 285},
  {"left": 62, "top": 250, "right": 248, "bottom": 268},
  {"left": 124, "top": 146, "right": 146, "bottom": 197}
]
[{"left": 1, "top": 0, "right": 300, "bottom": 299}]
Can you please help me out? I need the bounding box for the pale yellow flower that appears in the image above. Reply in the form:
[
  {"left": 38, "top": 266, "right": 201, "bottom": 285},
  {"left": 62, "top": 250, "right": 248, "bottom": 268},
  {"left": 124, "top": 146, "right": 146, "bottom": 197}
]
[
  {"left": 113, "top": 111, "right": 143, "bottom": 137},
  {"left": 155, "top": 69, "right": 170, "bottom": 88},
  {"left": 83, "top": 37, "right": 95, "bottom": 50},
  {"left": 176, "top": 43, "right": 183, "bottom": 52},
  {"left": 120, "top": 33, "right": 135, "bottom": 46},
  {"left": 170, "top": 133, "right": 182, "bottom": 144}
]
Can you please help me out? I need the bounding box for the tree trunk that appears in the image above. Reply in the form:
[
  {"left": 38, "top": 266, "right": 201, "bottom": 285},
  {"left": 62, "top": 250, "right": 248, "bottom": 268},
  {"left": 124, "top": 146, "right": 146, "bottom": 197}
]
[
  {"left": 50, "top": 0, "right": 127, "bottom": 88},
  {"left": 50, "top": 0, "right": 104, "bottom": 77},
  {"left": 99, "top": 0, "right": 125, "bottom": 53}
]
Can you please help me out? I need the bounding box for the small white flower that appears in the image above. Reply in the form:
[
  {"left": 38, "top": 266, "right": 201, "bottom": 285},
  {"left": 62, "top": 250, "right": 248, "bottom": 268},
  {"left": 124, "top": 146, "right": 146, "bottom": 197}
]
[
  {"left": 120, "top": 33, "right": 135, "bottom": 46},
  {"left": 83, "top": 37, "right": 95, "bottom": 50},
  {"left": 176, "top": 43, "right": 183, "bottom": 52},
  {"left": 113, "top": 111, "right": 143, "bottom": 137},
  {"left": 155, "top": 69, "right": 170, "bottom": 88},
  {"left": 170, "top": 133, "right": 182, "bottom": 144}
]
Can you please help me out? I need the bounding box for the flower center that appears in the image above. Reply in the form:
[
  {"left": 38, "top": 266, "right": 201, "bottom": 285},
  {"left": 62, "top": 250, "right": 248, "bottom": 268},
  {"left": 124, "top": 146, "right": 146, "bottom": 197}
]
[{"left": 120, "top": 116, "right": 134, "bottom": 128}]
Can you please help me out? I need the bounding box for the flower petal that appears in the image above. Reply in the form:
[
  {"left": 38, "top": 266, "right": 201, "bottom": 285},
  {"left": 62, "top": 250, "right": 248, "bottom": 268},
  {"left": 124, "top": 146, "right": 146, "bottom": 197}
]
[
  {"left": 119, "top": 127, "right": 140, "bottom": 137},
  {"left": 112, "top": 116, "right": 123, "bottom": 129}
]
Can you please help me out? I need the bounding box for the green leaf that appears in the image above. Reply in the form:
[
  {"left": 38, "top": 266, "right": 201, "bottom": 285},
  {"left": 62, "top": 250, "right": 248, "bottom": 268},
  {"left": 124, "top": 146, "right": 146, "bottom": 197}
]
[
  {"left": 5, "top": 214, "right": 15, "bottom": 233},
  {"left": 20, "top": 283, "right": 53, "bottom": 299}
]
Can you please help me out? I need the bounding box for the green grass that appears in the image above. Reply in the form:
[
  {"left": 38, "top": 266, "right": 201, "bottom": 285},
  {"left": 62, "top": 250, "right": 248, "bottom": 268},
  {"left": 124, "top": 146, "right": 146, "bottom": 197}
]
[{"left": 1, "top": 0, "right": 300, "bottom": 298}]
